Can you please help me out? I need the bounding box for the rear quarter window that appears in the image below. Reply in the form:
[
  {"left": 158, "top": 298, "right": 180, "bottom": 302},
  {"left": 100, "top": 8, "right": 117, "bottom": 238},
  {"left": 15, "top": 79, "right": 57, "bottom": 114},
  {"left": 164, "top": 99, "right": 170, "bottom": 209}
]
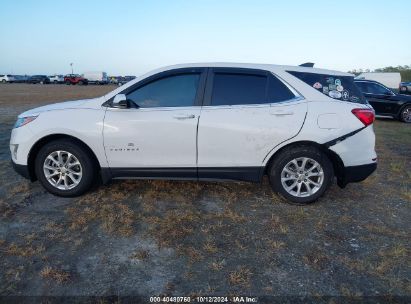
[{"left": 288, "top": 71, "right": 366, "bottom": 104}]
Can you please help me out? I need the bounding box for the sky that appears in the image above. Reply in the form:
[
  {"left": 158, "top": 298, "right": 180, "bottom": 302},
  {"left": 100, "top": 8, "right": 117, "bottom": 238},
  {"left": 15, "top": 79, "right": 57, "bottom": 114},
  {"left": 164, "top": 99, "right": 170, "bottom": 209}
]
[{"left": 1, "top": 0, "right": 410, "bottom": 76}]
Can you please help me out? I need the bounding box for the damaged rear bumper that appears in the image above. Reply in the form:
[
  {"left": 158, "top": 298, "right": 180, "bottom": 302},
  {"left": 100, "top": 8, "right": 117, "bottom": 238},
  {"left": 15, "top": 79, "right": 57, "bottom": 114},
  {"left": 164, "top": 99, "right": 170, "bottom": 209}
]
[{"left": 337, "top": 162, "right": 377, "bottom": 188}]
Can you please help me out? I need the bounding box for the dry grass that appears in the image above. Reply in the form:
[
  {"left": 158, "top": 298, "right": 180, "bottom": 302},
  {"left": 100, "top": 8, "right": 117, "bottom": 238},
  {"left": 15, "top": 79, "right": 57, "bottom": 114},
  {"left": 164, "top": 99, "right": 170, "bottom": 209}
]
[
  {"left": 146, "top": 210, "right": 200, "bottom": 247},
  {"left": 363, "top": 224, "right": 405, "bottom": 238},
  {"left": 203, "top": 239, "right": 218, "bottom": 254},
  {"left": 177, "top": 246, "right": 204, "bottom": 263},
  {"left": 228, "top": 266, "right": 253, "bottom": 288},
  {"left": 378, "top": 244, "right": 408, "bottom": 258},
  {"left": 303, "top": 250, "right": 329, "bottom": 271},
  {"left": 389, "top": 160, "right": 406, "bottom": 173},
  {"left": 402, "top": 186, "right": 411, "bottom": 201},
  {"left": 129, "top": 249, "right": 150, "bottom": 261},
  {"left": 5, "top": 242, "right": 45, "bottom": 257},
  {"left": 66, "top": 183, "right": 136, "bottom": 236},
  {"left": 268, "top": 240, "right": 286, "bottom": 250},
  {"left": 266, "top": 215, "right": 289, "bottom": 234},
  {"left": 40, "top": 266, "right": 70, "bottom": 284},
  {"left": 0, "top": 199, "right": 14, "bottom": 217},
  {"left": 8, "top": 182, "right": 30, "bottom": 197},
  {"left": 210, "top": 260, "right": 225, "bottom": 271}
]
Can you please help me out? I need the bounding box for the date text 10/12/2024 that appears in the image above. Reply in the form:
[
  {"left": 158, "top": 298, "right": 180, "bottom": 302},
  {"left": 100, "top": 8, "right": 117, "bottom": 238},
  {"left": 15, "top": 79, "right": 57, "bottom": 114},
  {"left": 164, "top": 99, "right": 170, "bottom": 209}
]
[{"left": 149, "top": 296, "right": 258, "bottom": 303}]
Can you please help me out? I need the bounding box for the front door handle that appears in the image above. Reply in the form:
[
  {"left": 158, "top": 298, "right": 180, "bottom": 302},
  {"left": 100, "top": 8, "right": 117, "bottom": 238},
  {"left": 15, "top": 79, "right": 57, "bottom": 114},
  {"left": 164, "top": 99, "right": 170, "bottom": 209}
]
[
  {"left": 173, "top": 114, "right": 195, "bottom": 120},
  {"left": 271, "top": 110, "right": 294, "bottom": 116}
]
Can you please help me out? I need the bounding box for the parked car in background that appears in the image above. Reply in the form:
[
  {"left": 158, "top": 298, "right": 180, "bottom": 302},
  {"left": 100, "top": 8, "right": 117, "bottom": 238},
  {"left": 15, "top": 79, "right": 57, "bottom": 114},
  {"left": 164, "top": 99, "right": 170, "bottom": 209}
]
[
  {"left": 117, "top": 75, "right": 136, "bottom": 86},
  {"left": 399, "top": 81, "right": 411, "bottom": 95},
  {"left": 109, "top": 76, "right": 119, "bottom": 84},
  {"left": 82, "top": 71, "right": 108, "bottom": 85},
  {"left": 64, "top": 74, "right": 88, "bottom": 85},
  {"left": 0, "top": 74, "right": 15, "bottom": 83},
  {"left": 48, "top": 75, "right": 64, "bottom": 84},
  {"left": 355, "top": 72, "right": 401, "bottom": 89},
  {"left": 13, "top": 75, "right": 29, "bottom": 83},
  {"left": 10, "top": 63, "right": 377, "bottom": 204},
  {"left": 27, "top": 75, "right": 50, "bottom": 84},
  {"left": 354, "top": 79, "right": 411, "bottom": 123}
]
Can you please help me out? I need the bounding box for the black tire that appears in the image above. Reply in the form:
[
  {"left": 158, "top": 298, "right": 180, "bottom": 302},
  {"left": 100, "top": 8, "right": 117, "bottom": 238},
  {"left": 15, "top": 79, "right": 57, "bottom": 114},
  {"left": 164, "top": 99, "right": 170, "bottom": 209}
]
[
  {"left": 268, "top": 145, "right": 334, "bottom": 205},
  {"left": 399, "top": 104, "right": 411, "bottom": 123},
  {"left": 65, "top": 80, "right": 71, "bottom": 85},
  {"left": 1, "top": 79, "right": 6, "bottom": 83},
  {"left": 78, "top": 81, "right": 83, "bottom": 85},
  {"left": 34, "top": 139, "right": 96, "bottom": 197},
  {"left": 54, "top": 80, "right": 58, "bottom": 84}
]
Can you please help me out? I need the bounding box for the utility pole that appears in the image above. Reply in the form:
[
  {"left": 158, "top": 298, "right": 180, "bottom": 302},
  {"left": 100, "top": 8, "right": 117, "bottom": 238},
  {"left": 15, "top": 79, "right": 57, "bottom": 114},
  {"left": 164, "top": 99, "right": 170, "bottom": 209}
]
[{"left": 70, "top": 63, "right": 74, "bottom": 74}]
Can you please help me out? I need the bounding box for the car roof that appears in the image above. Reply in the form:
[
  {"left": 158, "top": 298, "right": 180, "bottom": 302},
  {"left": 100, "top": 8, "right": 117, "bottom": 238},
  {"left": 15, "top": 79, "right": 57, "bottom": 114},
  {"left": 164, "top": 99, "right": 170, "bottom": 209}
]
[
  {"left": 159, "top": 62, "right": 353, "bottom": 77},
  {"left": 354, "top": 79, "right": 383, "bottom": 84}
]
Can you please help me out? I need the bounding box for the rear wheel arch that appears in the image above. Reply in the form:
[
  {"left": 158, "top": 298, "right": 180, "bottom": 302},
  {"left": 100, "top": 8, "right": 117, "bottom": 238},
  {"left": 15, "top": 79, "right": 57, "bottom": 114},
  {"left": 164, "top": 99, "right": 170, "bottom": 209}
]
[
  {"left": 264, "top": 141, "right": 344, "bottom": 181},
  {"left": 397, "top": 103, "right": 411, "bottom": 122},
  {"left": 27, "top": 134, "right": 101, "bottom": 181}
]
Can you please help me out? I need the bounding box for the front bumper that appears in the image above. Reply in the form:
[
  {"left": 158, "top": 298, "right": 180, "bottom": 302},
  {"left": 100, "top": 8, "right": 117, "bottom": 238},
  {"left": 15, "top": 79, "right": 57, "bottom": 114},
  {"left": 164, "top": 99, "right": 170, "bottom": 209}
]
[
  {"left": 11, "top": 159, "right": 31, "bottom": 180},
  {"left": 337, "top": 162, "right": 377, "bottom": 188}
]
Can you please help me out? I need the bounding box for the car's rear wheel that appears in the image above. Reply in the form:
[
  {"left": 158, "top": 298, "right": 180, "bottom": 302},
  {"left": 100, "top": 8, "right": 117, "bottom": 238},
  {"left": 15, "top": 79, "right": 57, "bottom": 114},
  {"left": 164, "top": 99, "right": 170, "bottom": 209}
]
[
  {"left": 78, "top": 81, "right": 83, "bottom": 85},
  {"left": 268, "top": 146, "right": 334, "bottom": 204},
  {"left": 400, "top": 105, "right": 411, "bottom": 123},
  {"left": 35, "top": 139, "right": 95, "bottom": 197},
  {"left": 65, "top": 80, "right": 70, "bottom": 85},
  {"left": 1, "top": 79, "right": 6, "bottom": 83}
]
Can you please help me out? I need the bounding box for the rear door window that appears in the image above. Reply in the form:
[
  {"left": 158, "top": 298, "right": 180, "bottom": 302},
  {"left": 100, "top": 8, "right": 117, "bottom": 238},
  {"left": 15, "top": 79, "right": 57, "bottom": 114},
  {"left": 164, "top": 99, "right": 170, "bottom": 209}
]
[
  {"left": 211, "top": 73, "right": 267, "bottom": 106},
  {"left": 288, "top": 71, "right": 366, "bottom": 104},
  {"left": 211, "top": 72, "right": 295, "bottom": 106}
]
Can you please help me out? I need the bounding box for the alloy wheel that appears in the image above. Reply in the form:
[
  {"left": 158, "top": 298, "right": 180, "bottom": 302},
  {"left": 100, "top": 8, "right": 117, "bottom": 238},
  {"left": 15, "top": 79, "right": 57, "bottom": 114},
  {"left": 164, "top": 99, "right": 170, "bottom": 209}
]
[
  {"left": 402, "top": 107, "right": 411, "bottom": 123},
  {"left": 43, "top": 150, "right": 82, "bottom": 190},
  {"left": 280, "top": 157, "right": 324, "bottom": 197}
]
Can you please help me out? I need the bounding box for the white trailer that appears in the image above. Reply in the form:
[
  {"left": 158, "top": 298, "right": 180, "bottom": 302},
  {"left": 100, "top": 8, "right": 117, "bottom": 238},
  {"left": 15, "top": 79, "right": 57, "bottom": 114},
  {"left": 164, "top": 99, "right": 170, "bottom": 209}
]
[
  {"left": 355, "top": 72, "right": 401, "bottom": 89},
  {"left": 82, "top": 71, "right": 109, "bottom": 84}
]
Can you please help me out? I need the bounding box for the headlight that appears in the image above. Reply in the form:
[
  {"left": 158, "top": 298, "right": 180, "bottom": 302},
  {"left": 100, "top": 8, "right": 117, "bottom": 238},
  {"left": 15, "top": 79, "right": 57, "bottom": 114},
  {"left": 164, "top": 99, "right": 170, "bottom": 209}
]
[{"left": 14, "top": 115, "right": 38, "bottom": 128}]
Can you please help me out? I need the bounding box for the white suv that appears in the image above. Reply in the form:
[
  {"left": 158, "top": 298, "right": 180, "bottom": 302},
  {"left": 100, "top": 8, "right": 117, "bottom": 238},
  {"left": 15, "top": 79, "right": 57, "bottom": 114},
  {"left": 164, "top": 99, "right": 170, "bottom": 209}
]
[
  {"left": 0, "top": 74, "right": 15, "bottom": 83},
  {"left": 48, "top": 75, "right": 64, "bottom": 84},
  {"left": 10, "top": 63, "right": 377, "bottom": 204}
]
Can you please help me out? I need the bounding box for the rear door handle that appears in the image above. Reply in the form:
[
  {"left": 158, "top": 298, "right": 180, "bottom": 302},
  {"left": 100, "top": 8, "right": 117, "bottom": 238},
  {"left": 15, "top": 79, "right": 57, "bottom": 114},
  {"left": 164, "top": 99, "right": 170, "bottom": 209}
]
[
  {"left": 271, "top": 110, "right": 294, "bottom": 116},
  {"left": 173, "top": 114, "right": 195, "bottom": 120}
]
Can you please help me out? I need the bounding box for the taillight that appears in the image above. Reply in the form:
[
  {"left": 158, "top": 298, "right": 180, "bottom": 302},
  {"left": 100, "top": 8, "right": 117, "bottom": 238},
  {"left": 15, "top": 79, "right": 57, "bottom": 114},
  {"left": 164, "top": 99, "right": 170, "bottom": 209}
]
[{"left": 351, "top": 108, "right": 375, "bottom": 126}]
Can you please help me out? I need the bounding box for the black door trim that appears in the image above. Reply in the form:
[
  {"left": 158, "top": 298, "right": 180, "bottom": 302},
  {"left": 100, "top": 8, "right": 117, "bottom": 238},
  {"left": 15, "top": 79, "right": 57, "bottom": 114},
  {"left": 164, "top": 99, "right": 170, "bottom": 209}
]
[
  {"left": 323, "top": 126, "right": 366, "bottom": 148},
  {"left": 103, "top": 166, "right": 264, "bottom": 183}
]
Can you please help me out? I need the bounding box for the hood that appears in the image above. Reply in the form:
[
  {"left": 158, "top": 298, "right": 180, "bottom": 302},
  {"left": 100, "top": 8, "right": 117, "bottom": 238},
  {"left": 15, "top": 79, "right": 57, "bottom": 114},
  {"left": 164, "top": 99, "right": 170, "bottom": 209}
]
[
  {"left": 18, "top": 98, "right": 102, "bottom": 117},
  {"left": 394, "top": 92, "right": 411, "bottom": 101}
]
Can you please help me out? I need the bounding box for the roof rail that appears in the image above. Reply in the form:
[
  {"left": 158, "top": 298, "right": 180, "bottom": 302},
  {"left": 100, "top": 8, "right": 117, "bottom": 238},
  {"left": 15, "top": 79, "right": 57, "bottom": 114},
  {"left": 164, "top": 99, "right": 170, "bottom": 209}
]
[{"left": 299, "top": 62, "right": 315, "bottom": 67}]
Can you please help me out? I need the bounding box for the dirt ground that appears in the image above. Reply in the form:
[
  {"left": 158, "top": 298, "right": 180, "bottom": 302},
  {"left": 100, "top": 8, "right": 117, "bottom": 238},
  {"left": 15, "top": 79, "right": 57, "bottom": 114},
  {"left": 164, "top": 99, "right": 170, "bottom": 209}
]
[{"left": 0, "top": 84, "right": 410, "bottom": 302}]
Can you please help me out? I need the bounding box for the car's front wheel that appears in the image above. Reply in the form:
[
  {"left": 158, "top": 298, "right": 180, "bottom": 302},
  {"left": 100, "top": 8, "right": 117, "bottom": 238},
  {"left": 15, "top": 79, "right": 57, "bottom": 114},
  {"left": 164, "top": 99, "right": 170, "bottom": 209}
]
[
  {"left": 268, "top": 146, "right": 334, "bottom": 204},
  {"left": 400, "top": 105, "right": 411, "bottom": 123},
  {"left": 35, "top": 139, "right": 96, "bottom": 197}
]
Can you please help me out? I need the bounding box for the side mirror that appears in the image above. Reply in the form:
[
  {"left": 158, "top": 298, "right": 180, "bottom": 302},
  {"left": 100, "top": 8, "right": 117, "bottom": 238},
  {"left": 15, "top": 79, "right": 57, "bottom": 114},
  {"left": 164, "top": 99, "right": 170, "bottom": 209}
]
[{"left": 112, "top": 94, "right": 129, "bottom": 108}]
